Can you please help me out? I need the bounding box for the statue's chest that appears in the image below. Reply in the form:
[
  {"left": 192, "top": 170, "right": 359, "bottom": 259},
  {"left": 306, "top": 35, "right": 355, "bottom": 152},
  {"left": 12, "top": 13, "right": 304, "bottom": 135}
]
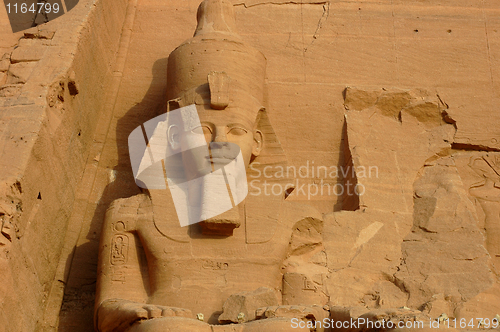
[
  {"left": 139, "top": 224, "right": 291, "bottom": 264},
  {"left": 138, "top": 198, "right": 292, "bottom": 264},
  {"left": 138, "top": 224, "right": 289, "bottom": 290}
]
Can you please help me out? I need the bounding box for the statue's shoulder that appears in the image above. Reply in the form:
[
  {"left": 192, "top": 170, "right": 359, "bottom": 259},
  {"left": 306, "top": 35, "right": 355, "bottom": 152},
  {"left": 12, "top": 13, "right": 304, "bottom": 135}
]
[
  {"left": 280, "top": 202, "right": 324, "bottom": 257},
  {"left": 244, "top": 199, "right": 323, "bottom": 244},
  {"left": 108, "top": 193, "right": 152, "bottom": 210},
  {"left": 105, "top": 194, "right": 153, "bottom": 231},
  {"left": 280, "top": 201, "right": 323, "bottom": 229}
]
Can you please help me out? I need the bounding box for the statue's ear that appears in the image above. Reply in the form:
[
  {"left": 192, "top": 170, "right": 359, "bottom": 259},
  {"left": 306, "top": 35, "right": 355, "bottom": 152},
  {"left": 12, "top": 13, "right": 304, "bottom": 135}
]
[
  {"left": 166, "top": 98, "right": 183, "bottom": 151},
  {"left": 252, "top": 129, "right": 263, "bottom": 156},
  {"left": 252, "top": 107, "right": 265, "bottom": 156},
  {"left": 168, "top": 125, "right": 181, "bottom": 151}
]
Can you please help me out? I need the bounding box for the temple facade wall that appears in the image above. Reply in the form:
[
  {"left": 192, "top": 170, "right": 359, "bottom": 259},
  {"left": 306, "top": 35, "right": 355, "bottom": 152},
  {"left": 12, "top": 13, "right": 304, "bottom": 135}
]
[{"left": 0, "top": 0, "right": 128, "bottom": 330}]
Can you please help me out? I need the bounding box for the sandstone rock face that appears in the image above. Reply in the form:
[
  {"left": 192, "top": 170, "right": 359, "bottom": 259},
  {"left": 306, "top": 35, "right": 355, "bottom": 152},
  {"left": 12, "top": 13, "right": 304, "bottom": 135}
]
[
  {"left": 0, "top": 0, "right": 129, "bottom": 330},
  {"left": 0, "top": 0, "right": 499, "bottom": 331},
  {"left": 396, "top": 158, "right": 493, "bottom": 312},
  {"left": 324, "top": 88, "right": 500, "bottom": 325},
  {"left": 325, "top": 88, "right": 455, "bottom": 308}
]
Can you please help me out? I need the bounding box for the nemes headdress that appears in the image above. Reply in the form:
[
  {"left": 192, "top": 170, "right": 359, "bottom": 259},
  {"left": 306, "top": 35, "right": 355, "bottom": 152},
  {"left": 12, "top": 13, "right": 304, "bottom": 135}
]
[{"left": 166, "top": 0, "right": 267, "bottom": 123}]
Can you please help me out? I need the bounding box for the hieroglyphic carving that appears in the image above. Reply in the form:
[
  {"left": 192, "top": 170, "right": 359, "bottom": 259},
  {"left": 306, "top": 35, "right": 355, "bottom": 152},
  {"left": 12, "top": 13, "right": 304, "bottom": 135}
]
[
  {"left": 202, "top": 260, "right": 229, "bottom": 270},
  {"left": 114, "top": 221, "right": 127, "bottom": 232},
  {"left": 111, "top": 234, "right": 129, "bottom": 266},
  {"left": 111, "top": 266, "right": 126, "bottom": 283}
]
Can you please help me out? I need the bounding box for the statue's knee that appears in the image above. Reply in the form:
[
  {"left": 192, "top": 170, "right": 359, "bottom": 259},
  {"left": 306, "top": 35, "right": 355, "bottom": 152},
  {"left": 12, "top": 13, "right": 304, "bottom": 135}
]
[{"left": 126, "top": 317, "right": 211, "bottom": 332}]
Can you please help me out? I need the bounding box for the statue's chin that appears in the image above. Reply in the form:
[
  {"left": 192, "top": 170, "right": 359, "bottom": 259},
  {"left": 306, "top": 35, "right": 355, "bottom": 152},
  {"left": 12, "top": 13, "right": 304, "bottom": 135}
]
[
  {"left": 126, "top": 317, "right": 210, "bottom": 332},
  {"left": 200, "top": 205, "right": 241, "bottom": 236}
]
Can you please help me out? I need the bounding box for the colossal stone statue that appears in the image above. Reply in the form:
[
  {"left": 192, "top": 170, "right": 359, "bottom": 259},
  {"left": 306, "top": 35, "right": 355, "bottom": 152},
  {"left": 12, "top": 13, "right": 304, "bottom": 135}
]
[{"left": 95, "top": 1, "right": 329, "bottom": 331}]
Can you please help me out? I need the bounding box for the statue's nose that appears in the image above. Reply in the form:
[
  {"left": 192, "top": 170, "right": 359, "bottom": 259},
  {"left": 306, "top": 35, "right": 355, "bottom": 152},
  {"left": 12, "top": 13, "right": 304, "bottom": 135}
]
[{"left": 213, "top": 127, "right": 228, "bottom": 142}]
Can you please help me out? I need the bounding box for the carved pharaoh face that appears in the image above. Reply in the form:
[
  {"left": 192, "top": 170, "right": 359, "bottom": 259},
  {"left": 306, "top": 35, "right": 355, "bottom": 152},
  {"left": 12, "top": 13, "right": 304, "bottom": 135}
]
[
  {"left": 196, "top": 107, "right": 262, "bottom": 168},
  {"left": 170, "top": 82, "right": 264, "bottom": 181}
]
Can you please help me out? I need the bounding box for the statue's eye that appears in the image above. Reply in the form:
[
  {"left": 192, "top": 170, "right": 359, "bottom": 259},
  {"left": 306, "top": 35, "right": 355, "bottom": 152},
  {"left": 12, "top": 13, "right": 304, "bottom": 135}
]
[
  {"left": 190, "top": 126, "right": 204, "bottom": 135},
  {"left": 202, "top": 126, "right": 213, "bottom": 142},
  {"left": 227, "top": 126, "right": 248, "bottom": 136}
]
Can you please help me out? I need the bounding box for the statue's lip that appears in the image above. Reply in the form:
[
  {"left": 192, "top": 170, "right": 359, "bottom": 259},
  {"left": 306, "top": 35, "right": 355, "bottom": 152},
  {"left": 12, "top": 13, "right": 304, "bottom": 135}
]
[{"left": 207, "top": 156, "right": 233, "bottom": 162}]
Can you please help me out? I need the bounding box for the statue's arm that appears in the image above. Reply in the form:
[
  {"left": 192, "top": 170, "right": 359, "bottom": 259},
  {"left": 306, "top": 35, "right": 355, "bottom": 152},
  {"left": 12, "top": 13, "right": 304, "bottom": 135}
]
[
  {"left": 282, "top": 217, "right": 329, "bottom": 304},
  {"left": 94, "top": 198, "right": 150, "bottom": 332},
  {"left": 94, "top": 196, "right": 194, "bottom": 332},
  {"left": 258, "top": 203, "right": 330, "bottom": 323},
  {"left": 281, "top": 203, "right": 329, "bottom": 306}
]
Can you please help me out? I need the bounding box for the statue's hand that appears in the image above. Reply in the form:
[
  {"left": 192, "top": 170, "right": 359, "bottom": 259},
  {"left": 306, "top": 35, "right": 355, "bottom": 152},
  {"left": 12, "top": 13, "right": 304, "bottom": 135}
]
[
  {"left": 255, "top": 305, "right": 328, "bottom": 322},
  {"left": 97, "top": 299, "right": 193, "bottom": 332}
]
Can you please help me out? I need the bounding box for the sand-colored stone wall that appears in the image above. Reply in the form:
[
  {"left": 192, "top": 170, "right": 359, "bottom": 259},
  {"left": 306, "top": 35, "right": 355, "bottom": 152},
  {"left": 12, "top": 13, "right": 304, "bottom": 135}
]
[
  {"left": 0, "top": 0, "right": 128, "bottom": 330},
  {"left": 59, "top": 0, "right": 500, "bottom": 330}
]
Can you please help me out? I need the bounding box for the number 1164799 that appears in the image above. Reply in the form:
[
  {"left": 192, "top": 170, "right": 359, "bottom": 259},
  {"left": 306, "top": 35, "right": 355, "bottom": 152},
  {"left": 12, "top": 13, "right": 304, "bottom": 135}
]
[{"left": 5, "top": 2, "right": 60, "bottom": 14}]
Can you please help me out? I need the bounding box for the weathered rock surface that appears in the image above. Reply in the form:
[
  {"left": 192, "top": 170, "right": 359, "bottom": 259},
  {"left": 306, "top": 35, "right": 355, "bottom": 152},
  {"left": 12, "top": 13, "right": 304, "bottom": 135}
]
[
  {"left": 324, "top": 88, "right": 499, "bottom": 325},
  {"left": 395, "top": 157, "right": 493, "bottom": 315}
]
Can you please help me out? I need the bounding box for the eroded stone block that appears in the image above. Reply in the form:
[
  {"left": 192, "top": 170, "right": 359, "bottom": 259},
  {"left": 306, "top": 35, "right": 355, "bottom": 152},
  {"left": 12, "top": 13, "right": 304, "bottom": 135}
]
[
  {"left": 11, "top": 39, "right": 46, "bottom": 63},
  {"left": 218, "top": 287, "right": 279, "bottom": 323},
  {"left": 6, "top": 62, "right": 37, "bottom": 84}
]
